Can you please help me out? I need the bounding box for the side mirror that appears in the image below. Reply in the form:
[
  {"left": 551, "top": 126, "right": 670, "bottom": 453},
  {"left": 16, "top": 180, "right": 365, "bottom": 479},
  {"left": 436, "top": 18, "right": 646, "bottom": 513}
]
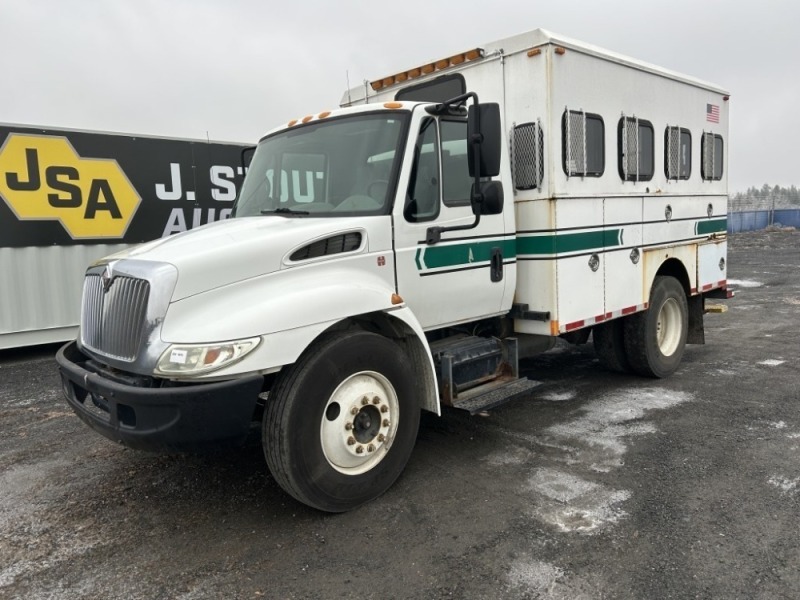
[
  {"left": 471, "top": 181, "right": 503, "bottom": 215},
  {"left": 467, "top": 103, "right": 501, "bottom": 178}
]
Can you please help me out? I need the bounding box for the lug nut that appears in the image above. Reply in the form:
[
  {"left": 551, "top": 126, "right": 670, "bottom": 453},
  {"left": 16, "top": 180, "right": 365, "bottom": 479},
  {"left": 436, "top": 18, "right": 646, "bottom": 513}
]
[
  {"left": 351, "top": 406, "right": 359, "bottom": 415},
  {"left": 377, "top": 434, "right": 385, "bottom": 442},
  {"left": 347, "top": 436, "right": 356, "bottom": 446},
  {"left": 361, "top": 396, "right": 369, "bottom": 405},
  {"left": 367, "top": 444, "right": 375, "bottom": 453},
  {"left": 345, "top": 422, "right": 353, "bottom": 431},
  {"left": 372, "top": 396, "right": 380, "bottom": 404},
  {"left": 380, "top": 405, "right": 388, "bottom": 413},
  {"left": 382, "top": 419, "right": 390, "bottom": 427},
  {"left": 356, "top": 445, "right": 364, "bottom": 454}
]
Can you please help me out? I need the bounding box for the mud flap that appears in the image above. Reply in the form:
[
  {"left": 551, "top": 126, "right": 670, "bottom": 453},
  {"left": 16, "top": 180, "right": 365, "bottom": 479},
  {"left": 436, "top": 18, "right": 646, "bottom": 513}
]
[{"left": 687, "top": 295, "right": 705, "bottom": 345}]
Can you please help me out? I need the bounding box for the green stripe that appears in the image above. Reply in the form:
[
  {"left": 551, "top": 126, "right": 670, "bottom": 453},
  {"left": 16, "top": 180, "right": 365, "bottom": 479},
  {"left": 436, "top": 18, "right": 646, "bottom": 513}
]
[
  {"left": 696, "top": 218, "right": 727, "bottom": 235},
  {"left": 419, "top": 239, "right": 516, "bottom": 270},
  {"left": 517, "top": 229, "right": 622, "bottom": 256}
]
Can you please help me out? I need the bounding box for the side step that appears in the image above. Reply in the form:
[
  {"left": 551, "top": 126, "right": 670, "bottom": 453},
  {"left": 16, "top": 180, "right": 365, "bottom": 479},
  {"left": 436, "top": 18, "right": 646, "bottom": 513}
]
[{"left": 452, "top": 377, "right": 541, "bottom": 414}]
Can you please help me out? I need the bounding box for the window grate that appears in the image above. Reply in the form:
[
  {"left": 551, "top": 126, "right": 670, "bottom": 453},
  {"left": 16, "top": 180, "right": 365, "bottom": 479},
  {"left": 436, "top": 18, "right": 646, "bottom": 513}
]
[
  {"left": 565, "top": 109, "right": 587, "bottom": 177},
  {"left": 512, "top": 120, "right": 544, "bottom": 190},
  {"left": 621, "top": 114, "right": 640, "bottom": 181},
  {"left": 666, "top": 126, "right": 681, "bottom": 180}
]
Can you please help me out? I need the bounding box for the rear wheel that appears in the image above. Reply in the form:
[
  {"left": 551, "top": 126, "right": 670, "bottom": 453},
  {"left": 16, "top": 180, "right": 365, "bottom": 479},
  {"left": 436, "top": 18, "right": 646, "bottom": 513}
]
[
  {"left": 592, "top": 319, "right": 631, "bottom": 373},
  {"left": 263, "top": 330, "right": 420, "bottom": 512},
  {"left": 624, "top": 276, "right": 688, "bottom": 378}
]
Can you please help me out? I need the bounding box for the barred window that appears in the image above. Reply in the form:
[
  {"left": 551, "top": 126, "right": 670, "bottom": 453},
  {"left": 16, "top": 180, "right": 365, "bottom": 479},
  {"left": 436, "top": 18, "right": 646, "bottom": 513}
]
[
  {"left": 665, "top": 126, "right": 691, "bottom": 180},
  {"left": 701, "top": 132, "right": 723, "bottom": 181},
  {"left": 512, "top": 120, "right": 544, "bottom": 190},
  {"left": 618, "top": 116, "right": 654, "bottom": 182},
  {"left": 562, "top": 109, "right": 604, "bottom": 177}
]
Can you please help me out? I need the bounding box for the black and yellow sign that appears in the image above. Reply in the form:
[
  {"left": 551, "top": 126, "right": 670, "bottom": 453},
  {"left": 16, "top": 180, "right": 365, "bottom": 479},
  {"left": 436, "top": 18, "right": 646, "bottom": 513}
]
[{"left": 0, "top": 125, "right": 250, "bottom": 248}]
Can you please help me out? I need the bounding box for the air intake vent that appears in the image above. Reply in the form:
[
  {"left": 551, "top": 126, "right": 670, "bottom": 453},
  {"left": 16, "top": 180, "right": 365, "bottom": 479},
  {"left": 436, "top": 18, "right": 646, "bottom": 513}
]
[{"left": 290, "top": 232, "right": 362, "bottom": 261}]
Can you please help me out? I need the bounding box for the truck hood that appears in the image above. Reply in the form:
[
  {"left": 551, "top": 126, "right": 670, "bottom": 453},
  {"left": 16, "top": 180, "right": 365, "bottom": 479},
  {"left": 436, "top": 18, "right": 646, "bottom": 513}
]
[{"left": 111, "top": 216, "right": 391, "bottom": 301}]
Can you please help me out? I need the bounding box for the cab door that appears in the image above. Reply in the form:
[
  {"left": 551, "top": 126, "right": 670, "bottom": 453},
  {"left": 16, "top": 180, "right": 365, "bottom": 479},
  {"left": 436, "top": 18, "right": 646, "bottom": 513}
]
[{"left": 393, "top": 111, "right": 513, "bottom": 330}]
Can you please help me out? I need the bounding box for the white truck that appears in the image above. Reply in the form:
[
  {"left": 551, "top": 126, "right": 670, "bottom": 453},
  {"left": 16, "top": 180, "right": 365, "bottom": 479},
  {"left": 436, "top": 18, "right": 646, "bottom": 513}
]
[{"left": 56, "top": 29, "right": 730, "bottom": 512}]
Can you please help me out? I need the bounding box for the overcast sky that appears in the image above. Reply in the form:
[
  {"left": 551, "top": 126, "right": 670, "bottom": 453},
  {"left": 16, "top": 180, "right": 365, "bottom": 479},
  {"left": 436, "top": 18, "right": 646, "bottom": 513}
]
[{"left": 2, "top": 0, "right": 797, "bottom": 192}]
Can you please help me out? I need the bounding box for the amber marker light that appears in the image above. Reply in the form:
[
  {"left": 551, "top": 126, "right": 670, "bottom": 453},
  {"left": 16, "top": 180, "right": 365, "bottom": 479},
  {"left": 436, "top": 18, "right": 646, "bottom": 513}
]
[
  {"left": 288, "top": 119, "right": 298, "bottom": 127},
  {"left": 368, "top": 48, "right": 483, "bottom": 92},
  {"left": 550, "top": 321, "right": 560, "bottom": 336},
  {"left": 301, "top": 115, "right": 313, "bottom": 123},
  {"left": 554, "top": 47, "right": 566, "bottom": 55},
  {"left": 527, "top": 48, "right": 542, "bottom": 57},
  {"left": 383, "top": 102, "right": 403, "bottom": 109},
  {"left": 391, "top": 294, "right": 404, "bottom": 305},
  {"left": 317, "top": 111, "right": 331, "bottom": 119}
]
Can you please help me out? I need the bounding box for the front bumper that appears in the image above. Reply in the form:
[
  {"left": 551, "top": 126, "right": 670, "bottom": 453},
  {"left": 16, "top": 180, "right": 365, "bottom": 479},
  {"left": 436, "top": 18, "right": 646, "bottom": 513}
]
[{"left": 56, "top": 341, "right": 264, "bottom": 452}]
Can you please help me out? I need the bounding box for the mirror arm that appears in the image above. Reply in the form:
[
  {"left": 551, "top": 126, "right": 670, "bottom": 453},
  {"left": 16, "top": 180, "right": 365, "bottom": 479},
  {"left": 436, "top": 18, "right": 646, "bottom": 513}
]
[
  {"left": 424, "top": 91, "right": 487, "bottom": 245},
  {"left": 426, "top": 214, "right": 481, "bottom": 245}
]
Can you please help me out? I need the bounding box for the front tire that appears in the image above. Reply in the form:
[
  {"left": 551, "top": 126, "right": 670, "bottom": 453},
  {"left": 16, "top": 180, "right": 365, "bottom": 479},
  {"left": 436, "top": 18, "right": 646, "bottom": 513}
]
[
  {"left": 263, "top": 330, "right": 420, "bottom": 512},
  {"left": 624, "top": 276, "right": 689, "bottom": 378}
]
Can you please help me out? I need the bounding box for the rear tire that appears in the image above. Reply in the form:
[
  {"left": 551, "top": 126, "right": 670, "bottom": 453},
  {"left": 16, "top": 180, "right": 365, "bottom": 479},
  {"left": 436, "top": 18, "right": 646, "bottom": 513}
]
[
  {"left": 624, "top": 276, "right": 688, "bottom": 378},
  {"left": 592, "top": 319, "right": 631, "bottom": 373},
  {"left": 263, "top": 330, "right": 420, "bottom": 512}
]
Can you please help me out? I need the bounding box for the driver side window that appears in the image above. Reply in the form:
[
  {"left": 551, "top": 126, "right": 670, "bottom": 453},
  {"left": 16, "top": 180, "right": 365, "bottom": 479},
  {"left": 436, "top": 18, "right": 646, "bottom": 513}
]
[{"left": 405, "top": 118, "right": 440, "bottom": 222}]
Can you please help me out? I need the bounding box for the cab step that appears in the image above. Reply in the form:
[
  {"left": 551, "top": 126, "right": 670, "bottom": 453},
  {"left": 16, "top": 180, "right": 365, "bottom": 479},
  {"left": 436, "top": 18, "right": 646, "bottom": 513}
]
[
  {"left": 451, "top": 376, "right": 541, "bottom": 414},
  {"left": 430, "top": 334, "right": 541, "bottom": 413}
]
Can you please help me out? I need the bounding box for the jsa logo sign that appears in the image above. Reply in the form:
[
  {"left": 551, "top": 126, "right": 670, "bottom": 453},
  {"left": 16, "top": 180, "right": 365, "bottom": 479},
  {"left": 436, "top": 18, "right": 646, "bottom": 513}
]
[{"left": 0, "top": 134, "right": 140, "bottom": 239}]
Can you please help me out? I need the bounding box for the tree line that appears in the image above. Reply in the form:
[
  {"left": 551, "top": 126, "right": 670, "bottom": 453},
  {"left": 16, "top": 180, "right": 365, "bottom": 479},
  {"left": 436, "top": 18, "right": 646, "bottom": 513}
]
[{"left": 730, "top": 184, "right": 800, "bottom": 212}]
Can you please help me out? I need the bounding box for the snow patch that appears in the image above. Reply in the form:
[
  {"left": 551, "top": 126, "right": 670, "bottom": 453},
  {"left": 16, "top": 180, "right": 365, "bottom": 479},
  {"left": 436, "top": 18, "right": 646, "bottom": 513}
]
[
  {"left": 506, "top": 558, "right": 564, "bottom": 595},
  {"left": 768, "top": 475, "right": 800, "bottom": 494},
  {"left": 543, "top": 387, "right": 691, "bottom": 471},
  {"left": 541, "top": 390, "right": 577, "bottom": 402},
  {"left": 528, "top": 468, "right": 631, "bottom": 533},
  {"left": 482, "top": 445, "right": 535, "bottom": 466},
  {"left": 771, "top": 421, "right": 788, "bottom": 429},
  {"left": 758, "top": 359, "right": 785, "bottom": 366},
  {"left": 728, "top": 279, "right": 763, "bottom": 288}
]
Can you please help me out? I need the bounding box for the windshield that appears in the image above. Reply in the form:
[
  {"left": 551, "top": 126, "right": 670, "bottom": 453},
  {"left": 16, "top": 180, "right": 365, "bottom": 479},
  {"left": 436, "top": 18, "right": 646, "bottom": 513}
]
[{"left": 233, "top": 112, "right": 409, "bottom": 217}]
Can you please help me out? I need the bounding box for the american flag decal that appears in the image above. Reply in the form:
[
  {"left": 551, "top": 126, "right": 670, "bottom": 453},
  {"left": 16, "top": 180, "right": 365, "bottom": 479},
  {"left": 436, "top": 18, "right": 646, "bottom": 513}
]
[{"left": 706, "top": 103, "right": 720, "bottom": 123}]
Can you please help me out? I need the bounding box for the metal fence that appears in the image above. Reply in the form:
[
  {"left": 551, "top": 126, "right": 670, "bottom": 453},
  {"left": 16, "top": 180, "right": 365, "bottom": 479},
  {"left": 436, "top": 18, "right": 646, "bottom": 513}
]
[{"left": 728, "top": 209, "right": 800, "bottom": 233}]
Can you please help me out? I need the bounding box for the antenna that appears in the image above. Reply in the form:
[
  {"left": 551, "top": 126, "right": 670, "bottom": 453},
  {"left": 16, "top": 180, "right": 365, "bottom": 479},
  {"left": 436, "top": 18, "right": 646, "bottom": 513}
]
[
  {"left": 346, "top": 70, "right": 352, "bottom": 105},
  {"left": 206, "top": 130, "right": 210, "bottom": 143}
]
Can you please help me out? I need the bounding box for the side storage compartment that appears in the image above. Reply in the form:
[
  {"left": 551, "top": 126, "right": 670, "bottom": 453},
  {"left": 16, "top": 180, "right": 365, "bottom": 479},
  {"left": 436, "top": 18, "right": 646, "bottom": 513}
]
[{"left": 697, "top": 239, "right": 727, "bottom": 292}]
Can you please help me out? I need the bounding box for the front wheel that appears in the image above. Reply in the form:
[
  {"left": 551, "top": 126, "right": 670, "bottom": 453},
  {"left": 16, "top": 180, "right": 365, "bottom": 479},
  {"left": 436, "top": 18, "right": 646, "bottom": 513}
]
[
  {"left": 623, "top": 276, "right": 689, "bottom": 378},
  {"left": 263, "top": 330, "right": 420, "bottom": 512}
]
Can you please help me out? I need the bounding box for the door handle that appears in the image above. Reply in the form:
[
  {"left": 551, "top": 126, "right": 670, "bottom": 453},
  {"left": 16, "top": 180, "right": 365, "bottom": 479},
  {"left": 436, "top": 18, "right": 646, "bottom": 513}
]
[{"left": 490, "top": 247, "right": 503, "bottom": 282}]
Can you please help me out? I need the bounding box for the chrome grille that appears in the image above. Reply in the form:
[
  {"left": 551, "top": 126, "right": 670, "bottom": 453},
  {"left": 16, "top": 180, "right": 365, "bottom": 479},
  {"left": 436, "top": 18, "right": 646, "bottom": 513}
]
[{"left": 81, "top": 274, "right": 151, "bottom": 361}]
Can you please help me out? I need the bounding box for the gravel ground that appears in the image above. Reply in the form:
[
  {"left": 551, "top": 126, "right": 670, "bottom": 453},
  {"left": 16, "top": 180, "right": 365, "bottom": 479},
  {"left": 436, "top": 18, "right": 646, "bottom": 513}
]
[{"left": 1, "top": 229, "right": 798, "bottom": 600}]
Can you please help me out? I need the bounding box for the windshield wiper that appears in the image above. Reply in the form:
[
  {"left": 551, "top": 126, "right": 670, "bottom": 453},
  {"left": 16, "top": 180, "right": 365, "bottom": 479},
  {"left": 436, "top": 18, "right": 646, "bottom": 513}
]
[{"left": 260, "top": 207, "right": 310, "bottom": 216}]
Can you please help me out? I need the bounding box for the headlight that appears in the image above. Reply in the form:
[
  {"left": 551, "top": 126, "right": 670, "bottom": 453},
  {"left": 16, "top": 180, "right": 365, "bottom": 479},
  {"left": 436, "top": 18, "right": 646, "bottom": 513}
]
[{"left": 155, "top": 337, "right": 261, "bottom": 376}]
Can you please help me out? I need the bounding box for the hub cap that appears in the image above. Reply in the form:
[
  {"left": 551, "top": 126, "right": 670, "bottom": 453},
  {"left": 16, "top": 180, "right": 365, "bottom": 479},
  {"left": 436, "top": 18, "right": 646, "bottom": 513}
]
[
  {"left": 320, "top": 371, "right": 399, "bottom": 475},
  {"left": 656, "top": 297, "right": 682, "bottom": 356}
]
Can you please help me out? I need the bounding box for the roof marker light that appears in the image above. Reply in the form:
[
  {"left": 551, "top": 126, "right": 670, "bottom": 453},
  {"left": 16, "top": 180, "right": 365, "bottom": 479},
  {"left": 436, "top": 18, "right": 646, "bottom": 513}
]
[
  {"left": 301, "top": 115, "right": 313, "bottom": 123},
  {"left": 383, "top": 102, "right": 403, "bottom": 109},
  {"left": 527, "top": 48, "right": 542, "bottom": 58},
  {"left": 369, "top": 47, "right": 484, "bottom": 92},
  {"left": 288, "top": 119, "right": 298, "bottom": 127},
  {"left": 554, "top": 47, "right": 566, "bottom": 55},
  {"left": 318, "top": 111, "right": 331, "bottom": 119}
]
